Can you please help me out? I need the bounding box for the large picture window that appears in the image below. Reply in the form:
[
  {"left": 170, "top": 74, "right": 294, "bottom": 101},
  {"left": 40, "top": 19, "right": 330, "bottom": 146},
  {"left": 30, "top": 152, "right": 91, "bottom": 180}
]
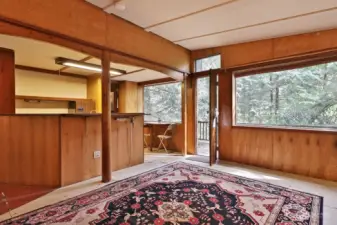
[
  {"left": 235, "top": 61, "right": 337, "bottom": 130},
  {"left": 144, "top": 82, "right": 182, "bottom": 123}
]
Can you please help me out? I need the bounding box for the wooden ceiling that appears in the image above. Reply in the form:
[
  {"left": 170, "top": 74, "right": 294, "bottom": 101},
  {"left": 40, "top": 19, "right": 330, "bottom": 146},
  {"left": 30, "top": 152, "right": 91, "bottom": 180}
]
[
  {"left": 87, "top": 0, "right": 337, "bottom": 50},
  {"left": 0, "top": 34, "right": 169, "bottom": 82}
]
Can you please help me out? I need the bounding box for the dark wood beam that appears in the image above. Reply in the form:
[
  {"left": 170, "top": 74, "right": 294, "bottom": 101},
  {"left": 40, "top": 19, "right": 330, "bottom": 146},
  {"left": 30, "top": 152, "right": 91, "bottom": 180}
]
[
  {"left": 138, "top": 77, "right": 176, "bottom": 86},
  {"left": 101, "top": 50, "right": 112, "bottom": 183},
  {"left": 110, "top": 69, "right": 146, "bottom": 80},
  {"left": 15, "top": 65, "right": 87, "bottom": 79}
]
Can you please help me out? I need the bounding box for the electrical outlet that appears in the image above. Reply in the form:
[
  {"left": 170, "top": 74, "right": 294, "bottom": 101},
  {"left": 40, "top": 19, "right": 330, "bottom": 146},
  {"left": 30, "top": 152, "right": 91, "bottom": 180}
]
[{"left": 93, "top": 151, "right": 101, "bottom": 159}]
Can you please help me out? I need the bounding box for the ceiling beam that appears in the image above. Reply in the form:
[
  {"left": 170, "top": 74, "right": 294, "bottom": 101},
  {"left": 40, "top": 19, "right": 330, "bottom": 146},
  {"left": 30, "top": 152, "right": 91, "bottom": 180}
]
[
  {"left": 0, "top": 0, "right": 190, "bottom": 79},
  {"left": 138, "top": 77, "right": 176, "bottom": 86},
  {"left": 15, "top": 65, "right": 87, "bottom": 79},
  {"left": 110, "top": 68, "right": 146, "bottom": 80}
]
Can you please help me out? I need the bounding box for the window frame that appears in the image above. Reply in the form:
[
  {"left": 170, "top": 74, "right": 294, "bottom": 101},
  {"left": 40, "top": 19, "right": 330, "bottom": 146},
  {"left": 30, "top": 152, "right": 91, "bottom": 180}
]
[
  {"left": 232, "top": 52, "right": 337, "bottom": 133},
  {"left": 194, "top": 54, "right": 221, "bottom": 73}
]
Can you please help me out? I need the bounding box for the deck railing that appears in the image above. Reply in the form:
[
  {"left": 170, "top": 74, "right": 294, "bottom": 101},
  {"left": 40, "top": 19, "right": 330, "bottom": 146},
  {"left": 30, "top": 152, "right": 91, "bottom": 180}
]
[{"left": 197, "top": 121, "right": 209, "bottom": 141}]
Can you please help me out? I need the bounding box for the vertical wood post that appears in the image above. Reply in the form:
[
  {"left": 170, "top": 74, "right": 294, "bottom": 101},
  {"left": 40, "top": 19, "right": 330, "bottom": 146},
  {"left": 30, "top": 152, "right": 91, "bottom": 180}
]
[
  {"left": 209, "top": 71, "right": 217, "bottom": 165},
  {"left": 101, "top": 51, "right": 112, "bottom": 183},
  {"left": 182, "top": 74, "right": 188, "bottom": 156},
  {"left": 0, "top": 48, "right": 15, "bottom": 114}
]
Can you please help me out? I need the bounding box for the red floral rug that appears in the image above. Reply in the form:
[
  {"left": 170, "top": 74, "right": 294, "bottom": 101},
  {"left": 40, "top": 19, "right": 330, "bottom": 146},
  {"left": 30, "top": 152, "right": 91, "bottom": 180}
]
[{"left": 1, "top": 162, "right": 323, "bottom": 225}]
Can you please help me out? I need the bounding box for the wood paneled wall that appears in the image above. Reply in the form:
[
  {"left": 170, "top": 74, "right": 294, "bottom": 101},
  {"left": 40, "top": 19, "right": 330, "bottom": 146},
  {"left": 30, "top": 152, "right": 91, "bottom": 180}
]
[
  {"left": 119, "top": 81, "right": 143, "bottom": 113},
  {"left": 221, "top": 127, "right": 337, "bottom": 181},
  {"left": 0, "top": 116, "right": 61, "bottom": 187},
  {"left": 60, "top": 116, "right": 101, "bottom": 186},
  {"left": 111, "top": 116, "right": 144, "bottom": 171},
  {"left": 191, "top": 28, "right": 337, "bottom": 69},
  {"left": 0, "top": 114, "right": 144, "bottom": 187},
  {"left": 0, "top": 48, "right": 15, "bottom": 114}
]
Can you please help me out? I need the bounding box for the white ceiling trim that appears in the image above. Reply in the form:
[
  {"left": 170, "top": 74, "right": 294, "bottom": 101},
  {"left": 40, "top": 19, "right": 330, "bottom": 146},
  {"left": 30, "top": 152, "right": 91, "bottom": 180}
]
[
  {"left": 144, "top": 0, "right": 239, "bottom": 30},
  {"left": 174, "top": 6, "right": 337, "bottom": 43}
]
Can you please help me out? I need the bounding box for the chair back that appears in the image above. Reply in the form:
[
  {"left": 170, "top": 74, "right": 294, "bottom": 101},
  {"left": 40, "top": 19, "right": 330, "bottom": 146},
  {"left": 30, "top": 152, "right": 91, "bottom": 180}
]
[{"left": 163, "top": 124, "right": 173, "bottom": 136}]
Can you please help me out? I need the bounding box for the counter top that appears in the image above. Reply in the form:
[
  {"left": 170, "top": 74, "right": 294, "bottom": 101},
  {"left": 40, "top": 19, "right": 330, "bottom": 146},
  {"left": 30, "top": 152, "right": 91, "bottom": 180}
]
[{"left": 0, "top": 113, "right": 144, "bottom": 117}]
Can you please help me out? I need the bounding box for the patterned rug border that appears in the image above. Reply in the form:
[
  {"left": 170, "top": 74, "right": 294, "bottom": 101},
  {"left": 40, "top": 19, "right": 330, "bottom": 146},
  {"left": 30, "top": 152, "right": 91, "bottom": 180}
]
[{"left": 1, "top": 160, "right": 324, "bottom": 224}]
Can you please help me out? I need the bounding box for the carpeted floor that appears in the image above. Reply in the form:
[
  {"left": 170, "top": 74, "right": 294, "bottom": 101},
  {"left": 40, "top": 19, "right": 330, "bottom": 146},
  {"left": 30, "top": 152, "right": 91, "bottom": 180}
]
[{"left": 1, "top": 162, "right": 323, "bottom": 224}]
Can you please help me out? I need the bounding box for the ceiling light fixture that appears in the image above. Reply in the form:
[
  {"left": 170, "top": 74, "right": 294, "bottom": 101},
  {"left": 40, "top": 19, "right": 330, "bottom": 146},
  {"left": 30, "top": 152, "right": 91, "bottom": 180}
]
[{"left": 55, "top": 57, "right": 126, "bottom": 76}]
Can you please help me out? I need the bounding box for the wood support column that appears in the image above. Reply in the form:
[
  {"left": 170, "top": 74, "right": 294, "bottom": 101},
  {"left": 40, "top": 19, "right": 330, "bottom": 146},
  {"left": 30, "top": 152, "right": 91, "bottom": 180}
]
[
  {"left": 209, "top": 72, "right": 217, "bottom": 165},
  {"left": 182, "top": 74, "right": 188, "bottom": 156},
  {"left": 101, "top": 51, "right": 112, "bottom": 183},
  {"left": 0, "top": 48, "right": 15, "bottom": 114}
]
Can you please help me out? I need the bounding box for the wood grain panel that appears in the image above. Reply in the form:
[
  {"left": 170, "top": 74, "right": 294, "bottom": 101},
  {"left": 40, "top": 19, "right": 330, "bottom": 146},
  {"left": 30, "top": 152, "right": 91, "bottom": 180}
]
[
  {"left": 186, "top": 76, "right": 196, "bottom": 155},
  {"left": 218, "top": 73, "right": 233, "bottom": 161},
  {"left": 220, "top": 127, "right": 337, "bottom": 181},
  {"left": 130, "top": 116, "right": 144, "bottom": 166},
  {"left": 60, "top": 116, "right": 101, "bottom": 186},
  {"left": 0, "top": 116, "right": 60, "bottom": 187},
  {"left": 191, "top": 28, "right": 337, "bottom": 69},
  {"left": 118, "top": 81, "right": 139, "bottom": 113},
  {"left": 0, "top": 48, "right": 15, "bottom": 114}
]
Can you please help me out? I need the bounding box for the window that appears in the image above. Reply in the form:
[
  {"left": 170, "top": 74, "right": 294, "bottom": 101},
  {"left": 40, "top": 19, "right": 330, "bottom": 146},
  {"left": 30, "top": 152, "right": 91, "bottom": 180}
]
[
  {"left": 144, "top": 82, "right": 182, "bottom": 123},
  {"left": 195, "top": 55, "right": 221, "bottom": 72},
  {"left": 235, "top": 61, "right": 337, "bottom": 130}
]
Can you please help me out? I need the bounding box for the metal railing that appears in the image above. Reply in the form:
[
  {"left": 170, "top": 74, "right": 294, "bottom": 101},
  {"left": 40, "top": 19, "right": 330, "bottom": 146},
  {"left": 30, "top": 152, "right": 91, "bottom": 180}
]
[{"left": 197, "top": 121, "right": 209, "bottom": 141}]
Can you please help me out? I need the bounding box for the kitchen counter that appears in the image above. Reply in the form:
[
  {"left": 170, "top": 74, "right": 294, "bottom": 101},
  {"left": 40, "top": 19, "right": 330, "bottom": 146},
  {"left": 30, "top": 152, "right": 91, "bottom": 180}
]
[{"left": 0, "top": 113, "right": 144, "bottom": 187}]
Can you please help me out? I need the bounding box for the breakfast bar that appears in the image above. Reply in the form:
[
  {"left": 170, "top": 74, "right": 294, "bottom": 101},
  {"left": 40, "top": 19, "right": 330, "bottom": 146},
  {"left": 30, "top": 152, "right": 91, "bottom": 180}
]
[{"left": 0, "top": 113, "right": 144, "bottom": 187}]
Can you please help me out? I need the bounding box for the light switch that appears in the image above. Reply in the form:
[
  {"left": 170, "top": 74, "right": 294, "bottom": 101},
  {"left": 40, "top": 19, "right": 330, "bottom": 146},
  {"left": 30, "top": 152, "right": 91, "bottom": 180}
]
[{"left": 93, "top": 151, "right": 101, "bottom": 159}]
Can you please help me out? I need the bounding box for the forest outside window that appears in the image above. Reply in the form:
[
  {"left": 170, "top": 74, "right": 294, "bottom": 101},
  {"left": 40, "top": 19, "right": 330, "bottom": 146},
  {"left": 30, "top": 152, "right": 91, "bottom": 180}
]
[
  {"left": 144, "top": 82, "right": 182, "bottom": 123},
  {"left": 235, "top": 61, "right": 337, "bottom": 130},
  {"left": 195, "top": 55, "right": 221, "bottom": 72}
]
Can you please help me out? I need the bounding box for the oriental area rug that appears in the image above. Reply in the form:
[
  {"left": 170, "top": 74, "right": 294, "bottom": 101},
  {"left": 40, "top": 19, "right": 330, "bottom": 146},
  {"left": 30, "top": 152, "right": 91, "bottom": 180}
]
[{"left": 1, "top": 162, "right": 323, "bottom": 225}]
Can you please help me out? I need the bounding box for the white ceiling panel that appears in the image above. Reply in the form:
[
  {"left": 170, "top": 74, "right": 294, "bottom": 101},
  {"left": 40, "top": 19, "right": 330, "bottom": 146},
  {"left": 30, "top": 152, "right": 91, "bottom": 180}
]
[
  {"left": 112, "top": 69, "right": 168, "bottom": 82},
  {"left": 150, "top": 0, "right": 337, "bottom": 42},
  {"left": 0, "top": 34, "right": 87, "bottom": 71},
  {"left": 178, "top": 9, "right": 337, "bottom": 50},
  {"left": 104, "top": 0, "right": 231, "bottom": 28}
]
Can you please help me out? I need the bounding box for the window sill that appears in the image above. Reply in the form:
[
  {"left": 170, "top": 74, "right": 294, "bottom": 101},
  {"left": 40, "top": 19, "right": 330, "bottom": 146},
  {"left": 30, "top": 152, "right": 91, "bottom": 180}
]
[{"left": 233, "top": 124, "right": 337, "bottom": 133}]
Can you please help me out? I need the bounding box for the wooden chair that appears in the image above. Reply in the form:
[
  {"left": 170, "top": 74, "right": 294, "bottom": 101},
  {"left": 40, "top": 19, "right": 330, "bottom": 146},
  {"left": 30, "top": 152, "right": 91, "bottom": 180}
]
[
  {"left": 157, "top": 124, "right": 173, "bottom": 153},
  {"left": 144, "top": 133, "right": 150, "bottom": 148}
]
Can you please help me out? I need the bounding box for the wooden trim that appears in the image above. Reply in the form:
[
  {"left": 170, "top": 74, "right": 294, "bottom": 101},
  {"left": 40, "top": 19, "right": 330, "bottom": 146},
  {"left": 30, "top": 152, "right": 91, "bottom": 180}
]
[
  {"left": 174, "top": 6, "right": 337, "bottom": 43},
  {"left": 139, "top": 77, "right": 177, "bottom": 86},
  {"left": 15, "top": 65, "right": 87, "bottom": 79},
  {"left": 232, "top": 50, "right": 337, "bottom": 76},
  {"left": 233, "top": 125, "right": 337, "bottom": 134},
  {"left": 15, "top": 95, "right": 89, "bottom": 102},
  {"left": 190, "top": 69, "right": 224, "bottom": 78},
  {"left": 110, "top": 69, "right": 146, "bottom": 80}
]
